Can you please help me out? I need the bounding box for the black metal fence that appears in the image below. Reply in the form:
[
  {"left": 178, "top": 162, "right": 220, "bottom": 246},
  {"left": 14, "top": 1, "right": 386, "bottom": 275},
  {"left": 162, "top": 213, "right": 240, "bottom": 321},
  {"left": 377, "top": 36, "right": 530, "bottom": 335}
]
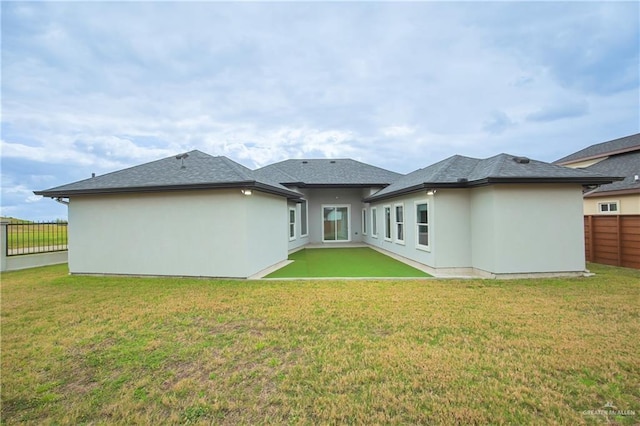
[{"left": 5, "top": 222, "right": 68, "bottom": 256}]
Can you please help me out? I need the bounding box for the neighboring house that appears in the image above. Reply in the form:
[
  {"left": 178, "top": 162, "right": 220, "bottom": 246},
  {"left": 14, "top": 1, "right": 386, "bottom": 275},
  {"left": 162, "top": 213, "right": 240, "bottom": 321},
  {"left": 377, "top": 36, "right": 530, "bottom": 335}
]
[
  {"left": 554, "top": 133, "right": 640, "bottom": 215},
  {"left": 555, "top": 133, "right": 640, "bottom": 269},
  {"left": 35, "top": 150, "right": 618, "bottom": 278}
]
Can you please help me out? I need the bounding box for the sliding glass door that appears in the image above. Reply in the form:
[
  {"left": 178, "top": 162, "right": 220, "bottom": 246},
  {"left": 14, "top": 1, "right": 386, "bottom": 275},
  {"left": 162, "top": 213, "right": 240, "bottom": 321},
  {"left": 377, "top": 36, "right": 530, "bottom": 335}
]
[{"left": 323, "top": 206, "right": 350, "bottom": 242}]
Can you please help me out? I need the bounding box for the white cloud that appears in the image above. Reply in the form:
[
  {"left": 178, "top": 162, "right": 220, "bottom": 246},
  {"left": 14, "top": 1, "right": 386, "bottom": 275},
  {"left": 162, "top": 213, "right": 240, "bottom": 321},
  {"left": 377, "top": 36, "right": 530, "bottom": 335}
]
[
  {"left": 381, "top": 126, "right": 415, "bottom": 138},
  {"left": 1, "top": 1, "right": 638, "bottom": 219}
]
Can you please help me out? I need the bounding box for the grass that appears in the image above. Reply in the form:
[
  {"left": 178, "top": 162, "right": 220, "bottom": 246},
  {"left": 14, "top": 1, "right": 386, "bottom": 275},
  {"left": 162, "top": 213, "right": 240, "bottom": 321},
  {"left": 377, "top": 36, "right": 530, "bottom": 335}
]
[
  {"left": 265, "top": 247, "right": 430, "bottom": 278},
  {"left": 1, "top": 263, "right": 639, "bottom": 424}
]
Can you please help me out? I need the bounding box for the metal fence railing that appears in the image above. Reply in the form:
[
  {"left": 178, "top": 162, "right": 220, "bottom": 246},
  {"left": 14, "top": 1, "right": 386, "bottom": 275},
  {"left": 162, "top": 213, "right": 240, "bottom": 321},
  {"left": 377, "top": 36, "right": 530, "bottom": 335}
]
[{"left": 5, "top": 222, "right": 68, "bottom": 256}]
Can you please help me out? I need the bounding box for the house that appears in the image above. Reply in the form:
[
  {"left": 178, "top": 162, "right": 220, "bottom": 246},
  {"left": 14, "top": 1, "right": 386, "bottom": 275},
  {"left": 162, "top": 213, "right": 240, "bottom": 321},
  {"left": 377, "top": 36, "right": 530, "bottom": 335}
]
[
  {"left": 35, "top": 150, "right": 619, "bottom": 278},
  {"left": 554, "top": 133, "right": 640, "bottom": 215},
  {"left": 555, "top": 133, "right": 640, "bottom": 269}
]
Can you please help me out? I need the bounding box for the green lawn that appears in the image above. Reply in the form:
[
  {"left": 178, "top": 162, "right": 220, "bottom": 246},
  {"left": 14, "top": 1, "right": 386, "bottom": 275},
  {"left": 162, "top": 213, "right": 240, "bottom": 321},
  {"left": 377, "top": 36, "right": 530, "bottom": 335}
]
[
  {"left": 265, "top": 247, "right": 430, "bottom": 278},
  {"left": 1, "top": 264, "right": 639, "bottom": 424}
]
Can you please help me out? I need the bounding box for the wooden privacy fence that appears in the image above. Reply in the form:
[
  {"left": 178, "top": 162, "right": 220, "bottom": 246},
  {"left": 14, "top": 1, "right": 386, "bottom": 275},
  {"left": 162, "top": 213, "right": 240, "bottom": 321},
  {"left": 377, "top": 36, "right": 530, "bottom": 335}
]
[{"left": 584, "top": 215, "right": 640, "bottom": 269}]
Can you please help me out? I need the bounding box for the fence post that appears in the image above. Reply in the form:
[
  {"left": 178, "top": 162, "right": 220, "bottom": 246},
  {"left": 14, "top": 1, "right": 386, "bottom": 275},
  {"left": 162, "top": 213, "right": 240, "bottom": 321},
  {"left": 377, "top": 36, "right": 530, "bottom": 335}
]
[{"left": 1, "top": 221, "right": 8, "bottom": 272}]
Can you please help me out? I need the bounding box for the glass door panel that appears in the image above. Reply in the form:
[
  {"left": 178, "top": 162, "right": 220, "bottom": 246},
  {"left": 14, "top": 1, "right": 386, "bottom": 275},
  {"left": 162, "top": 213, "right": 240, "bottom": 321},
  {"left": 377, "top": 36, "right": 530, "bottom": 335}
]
[{"left": 323, "top": 206, "right": 350, "bottom": 242}]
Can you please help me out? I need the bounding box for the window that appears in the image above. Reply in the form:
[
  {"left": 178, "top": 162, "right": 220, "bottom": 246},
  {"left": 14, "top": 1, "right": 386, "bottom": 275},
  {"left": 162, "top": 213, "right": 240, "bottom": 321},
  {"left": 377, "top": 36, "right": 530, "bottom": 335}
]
[
  {"left": 394, "top": 204, "right": 404, "bottom": 244},
  {"left": 384, "top": 205, "right": 392, "bottom": 241},
  {"left": 416, "top": 201, "right": 429, "bottom": 250},
  {"left": 371, "top": 207, "right": 378, "bottom": 238},
  {"left": 300, "top": 200, "right": 308, "bottom": 236},
  {"left": 289, "top": 208, "right": 296, "bottom": 240},
  {"left": 362, "top": 208, "right": 368, "bottom": 235},
  {"left": 598, "top": 201, "right": 619, "bottom": 214}
]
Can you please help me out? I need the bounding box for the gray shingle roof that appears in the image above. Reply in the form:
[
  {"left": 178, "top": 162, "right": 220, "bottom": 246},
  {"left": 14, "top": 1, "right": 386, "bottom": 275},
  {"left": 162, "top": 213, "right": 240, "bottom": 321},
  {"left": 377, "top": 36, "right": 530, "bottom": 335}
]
[
  {"left": 35, "top": 150, "right": 301, "bottom": 198},
  {"left": 555, "top": 133, "right": 640, "bottom": 164},
  {"left": 582, "top": 150, "right": 640, "bottom": 196},
  {"left": 255, "top": 159, "right": 402, "bottom": 186},
  {"left": 366, "top": 153, "right": 623, "bottom": 202}
]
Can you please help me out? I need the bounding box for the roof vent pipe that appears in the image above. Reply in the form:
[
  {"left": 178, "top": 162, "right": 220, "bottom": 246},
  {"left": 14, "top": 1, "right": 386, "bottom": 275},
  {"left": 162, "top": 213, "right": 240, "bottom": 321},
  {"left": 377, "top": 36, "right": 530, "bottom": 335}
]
[
  {"left": 513, "top": 156, "right": 530, "bottom": 164},
  {"left": 635, "top": 175, "right": 639, "bottom": 182},
  {"left": 91, "top": 173, "right": 95, "bottom": 178},
  {"left": 176, "top": 153, "right": 189, "bottom": 169}
]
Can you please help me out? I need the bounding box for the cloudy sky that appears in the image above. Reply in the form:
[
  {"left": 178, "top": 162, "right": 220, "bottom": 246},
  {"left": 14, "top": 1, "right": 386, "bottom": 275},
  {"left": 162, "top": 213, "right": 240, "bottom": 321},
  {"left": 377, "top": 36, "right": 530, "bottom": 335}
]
[{"left": 2, "top": 1, "right": 638, "bottom": 220}]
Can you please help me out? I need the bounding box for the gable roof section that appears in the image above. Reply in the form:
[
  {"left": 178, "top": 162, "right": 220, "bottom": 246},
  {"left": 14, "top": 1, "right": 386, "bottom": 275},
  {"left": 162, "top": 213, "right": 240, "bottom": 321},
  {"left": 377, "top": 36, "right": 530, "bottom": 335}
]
[
  {"left": 365, "top": 153, "right": 622, "bottom": 202},
  {"left": 255, "top": 159, "right": 402, "bottom": 187},
  {"left": 555, "top": 133, "right": 640, "bottom": 165},
  {"left": 35, "top": 150, "right": 302, "bottom": 199},
  {"left": 582, "top": 150, "right": 640, "bottom": 197}
]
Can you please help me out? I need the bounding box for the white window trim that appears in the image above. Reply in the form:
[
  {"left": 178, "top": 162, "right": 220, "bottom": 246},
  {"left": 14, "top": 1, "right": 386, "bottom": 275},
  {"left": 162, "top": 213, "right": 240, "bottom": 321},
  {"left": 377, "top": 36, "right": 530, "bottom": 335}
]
[
  {"left": 371, "top": 207, "right": 378, "bottom": 238},
  {"left": 289, "top": 207, "right": 296, "bottom": 241},
  {"left": 300, "top": 199, "right": 309, "bottom": 237},
  {"left": 394, "top": 203, "right": 405, "bottom": 245},
  {"left": 598, "top": 200, "right": 620, "bottom": 214},
  {"left": 362, "top": 208, "right": 368, "bottom": 236},
  {"left": 415, "top": 200, "right": 430, "bottom": 252},
  {"left": 383, "top": 205, "right": 392, "bottom": 242}
]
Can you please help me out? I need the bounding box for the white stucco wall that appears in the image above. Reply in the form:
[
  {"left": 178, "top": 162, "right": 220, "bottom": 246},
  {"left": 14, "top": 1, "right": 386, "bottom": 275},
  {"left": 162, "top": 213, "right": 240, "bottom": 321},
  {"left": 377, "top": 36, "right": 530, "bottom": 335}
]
[
  {"left": 68, "top": 189, "right": 288, "bottom": 278},
  {"left": 470, "top": 187, "right": 497, "bottom": 273},
  {"left": 431, "top": 189, "right": 472, "bottom": 268},
  {"left": 367, "top": 184, "right": 587, "bottom": 276},
  {"left": 245, "top": 192, "right": 290, "bottom": 275},
  {"left": 471, "top": 184, "right": 586, "bottom": 274}
]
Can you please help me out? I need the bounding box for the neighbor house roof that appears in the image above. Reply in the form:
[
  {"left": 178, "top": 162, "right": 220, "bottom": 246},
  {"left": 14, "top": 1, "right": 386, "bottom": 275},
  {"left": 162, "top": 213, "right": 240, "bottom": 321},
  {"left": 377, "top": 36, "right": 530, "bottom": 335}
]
[
  {"left": 365, "top": 153, "right": 622, "bottom": 202},
  {"left": 554, "top": 133, "right": 640, "bottom": 165},
  {"left": 554, "top": 133, "right": 640, "bottom": 196},
  {"left": 581, "top": 150, "right": 640, "bottom": 197},
  {"left": 255, "top": 159, "right": 402, "bottom": 187},
  {"left": 34, "top": 150, "right": 302, "bottom": 199}
]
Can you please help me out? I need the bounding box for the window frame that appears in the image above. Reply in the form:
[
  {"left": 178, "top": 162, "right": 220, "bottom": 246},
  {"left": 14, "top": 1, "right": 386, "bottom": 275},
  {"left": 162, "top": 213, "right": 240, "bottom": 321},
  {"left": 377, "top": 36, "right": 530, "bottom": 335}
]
[
  {"left": 300, "top": 199, "right": 308, "bottom": 237},
  {"left": 362, "top": 208, "right": 368, "bottom": 236},
  {"left": 383, "top": 205, "right": 392, "bottom": 241},
  {"left": 394, "top": 203, "right": 405, "bottom": 244},
  {"left": 288, "top": 207, "right": 296, "bottom": 241},
  {"left": 371, "top": 207, "right": 378, "bottom": 238},
  {"left": 415, "top": 200, "right": 430, "bottom": 251},
  {"left": 598, "top": 201, "right": 619, "bottom": 214}
]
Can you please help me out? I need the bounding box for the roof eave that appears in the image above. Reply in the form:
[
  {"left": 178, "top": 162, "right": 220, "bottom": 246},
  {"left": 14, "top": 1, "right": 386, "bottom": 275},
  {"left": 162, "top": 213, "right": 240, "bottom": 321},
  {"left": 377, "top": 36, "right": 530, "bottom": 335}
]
[
  {"left": 478, "top": 176, "right": 625, "bottom": 186},
  {"left": 364, "top": 176, "right": 624, "bottom": 202},
  {"left": 555, "top": 144, "right": 640, "bottom": 166},
  {"left": 292, "top": 183, "right": 392, "bottom": 189},
  {"left": 34, "top": 181, "right": 302, "bottom": 199},
  {"left": 584, "top": 187, "right": 640, "bottom": 198}
]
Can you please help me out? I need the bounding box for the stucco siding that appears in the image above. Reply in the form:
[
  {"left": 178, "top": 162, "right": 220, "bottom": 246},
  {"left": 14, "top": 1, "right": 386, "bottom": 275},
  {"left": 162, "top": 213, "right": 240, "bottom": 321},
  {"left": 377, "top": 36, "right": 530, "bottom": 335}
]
[
  {"left": 470, "top": 187, "right": 497, "bottom": 273},
  {"left": 68, "top": 189, "right": 286, "bottom": 278},
  {"left": 431, "top": 189, "right": 472, "bottom": 268},
  {"left": 486, "top": 185, "right": 586, "bottom": 274},
  {"left": 246, "top": 193, "right": 289, "bottom": 275}
]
